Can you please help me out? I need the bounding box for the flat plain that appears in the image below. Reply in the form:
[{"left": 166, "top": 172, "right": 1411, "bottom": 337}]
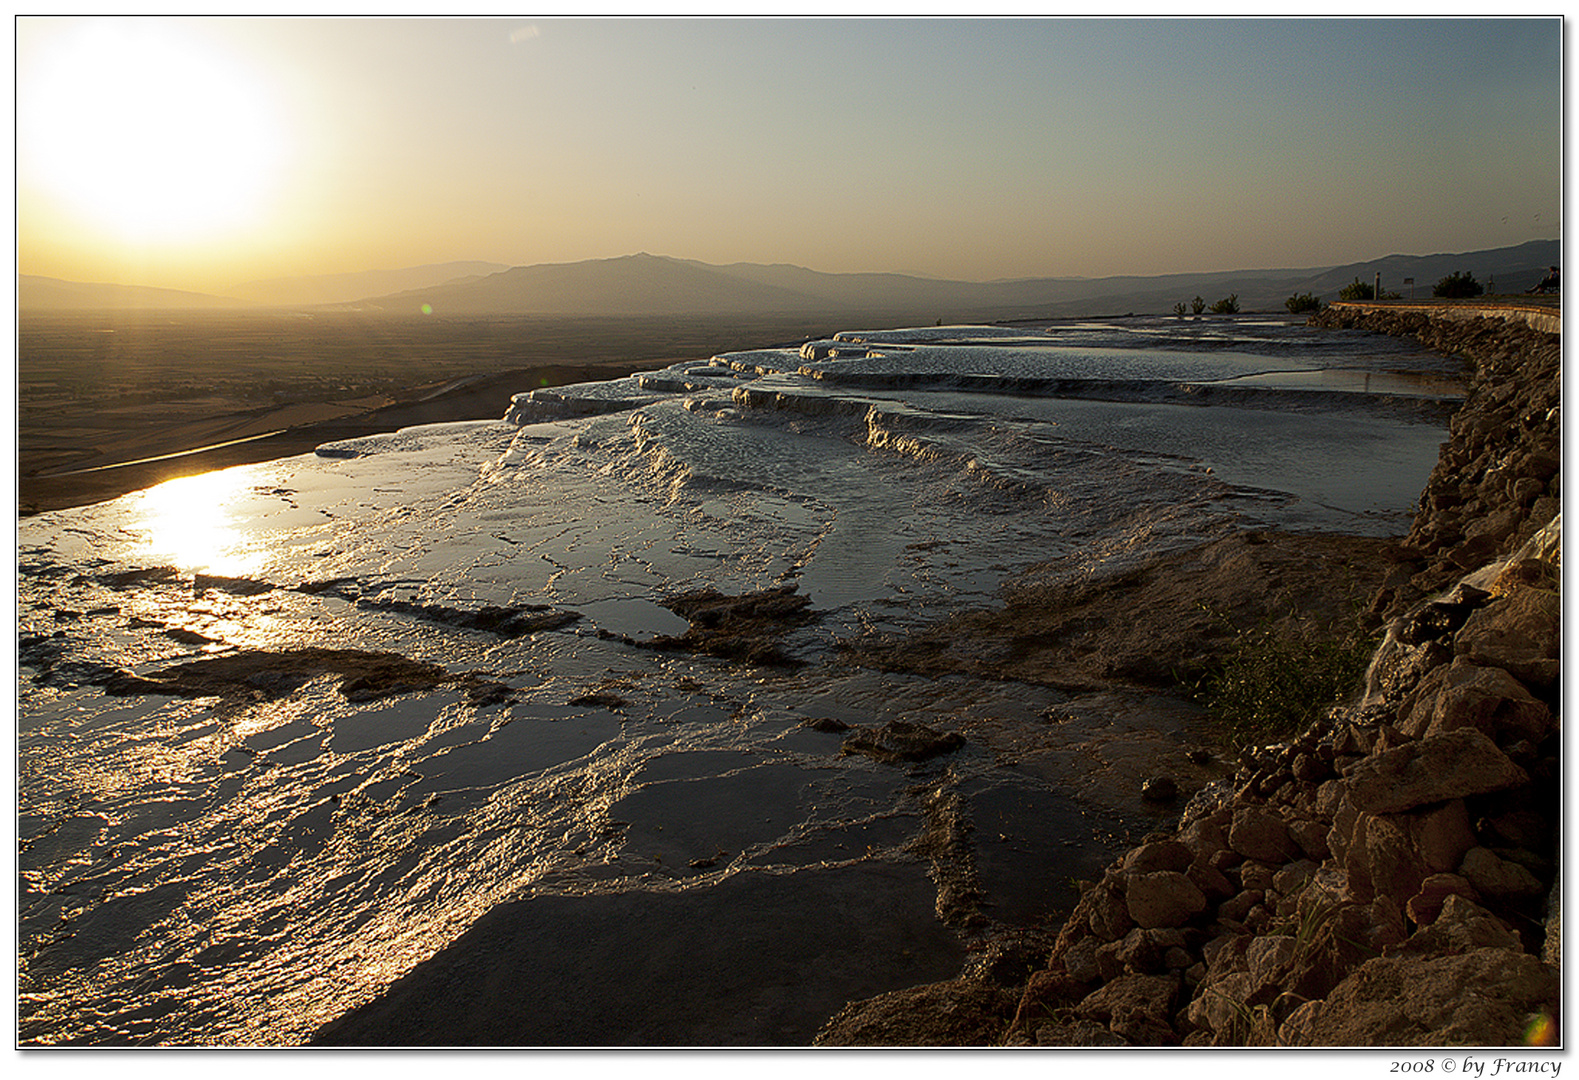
[{"left": 18, "top": 310, "right": 842, "bottom": 513}]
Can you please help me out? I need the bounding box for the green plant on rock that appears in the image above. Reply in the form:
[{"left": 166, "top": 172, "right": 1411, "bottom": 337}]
[
  {"left": 1281, "top": 879, "right": 1340, "bottom": 961},
  {"left": 1284, "top": 292, "right": 1322, "bottom": 314},
  {"left": 1432, "top": 270, "right": 1484, "bottom": 299},
  {"left": 1204, "top": 984, "right": 1283, "bottom": 1045},
  {"left": 1184, "top": 606, "right": 1378, "bottom": 748},
  {"left": 1208, "top": 293, "right": 1240, "bottom": 314}
]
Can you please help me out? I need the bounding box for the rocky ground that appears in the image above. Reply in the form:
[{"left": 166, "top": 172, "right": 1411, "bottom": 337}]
[{"left": 815, "top": 306, "right": 1562, "bottom": 1047}]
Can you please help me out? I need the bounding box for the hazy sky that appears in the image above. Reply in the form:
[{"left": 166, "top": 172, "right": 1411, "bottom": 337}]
[{"left": 15, "top": 15, "right": 1563, "bottom": 293}]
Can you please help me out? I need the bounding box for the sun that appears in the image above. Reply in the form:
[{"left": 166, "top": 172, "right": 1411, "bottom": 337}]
[{"left": 20, "top": 19, "right": 289, "bottom": 245}]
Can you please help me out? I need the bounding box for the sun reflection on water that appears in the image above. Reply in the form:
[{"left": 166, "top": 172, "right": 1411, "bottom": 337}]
[{"left": 129, "top": 471, "right": 266, "bottom": 576}]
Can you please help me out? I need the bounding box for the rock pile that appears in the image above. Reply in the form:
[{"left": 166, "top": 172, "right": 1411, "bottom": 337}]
[
  {"left": 1009, "top": 547, "right": 1559, "bottom": 1044},
  {"left": 816, "top": 307, "right": 1562, "bottom": 1048}
]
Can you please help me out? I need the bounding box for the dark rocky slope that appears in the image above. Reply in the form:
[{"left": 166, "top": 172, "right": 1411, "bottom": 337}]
[{"left": 816, "top": 307, "right": 1562, "bottom": 1047}]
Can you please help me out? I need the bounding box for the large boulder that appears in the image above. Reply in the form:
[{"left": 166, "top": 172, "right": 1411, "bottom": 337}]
[
  {"left": 1076, "top": 973, "right": 1180, "bottom": 1045},
  {"left": 1458, "top": 846, "right": 1546, "bottom": 899},
  {"left": 1244, "top": 934, "right": 1297, "bottom": 986},
  {"left": 1287, "top": 818, "right": 1333, "bottom": 861},
  {"left": 1061, "top": 936, "right": 1102, "bottom": 983},
  {"left": 1125, "top": 871, "right": 1207, "bottom": 929},
  {"left": 1088, "top": 883, "right": 1135, "bottom": 941},
  {"left": 1283, "top": 948, "right": 1558, "bottom": 1046},
  {"left": 1122, "top": 840, "right": 1194, "bottom": 874},
  {"left": 1343, "top": 729, "right": 1529, "bottom": 814},
  {"left": 1346, "top": 813, "right": 1430, "bottom": 908},
  {"left": 1112, "top": 927, "right": 1189, "bottom": 975},
  {"left": 1397, "top": 658, "right": 1553, "bottom": 744},
  {"left": 1453, "top": 585, "right": 1560, "bottom": 692},
  {"left": 1187, "top": 859, "right": 1236, "bottom": 902},
  {"left": 1228, "top": 806, "right": 1300, "bottom": 863},
  {"left": 1176, "top": 808, "right": 1233, "bottom": 862},
  {"left": 1407, "top": 799, "right": 1477, "bottom": 874}
]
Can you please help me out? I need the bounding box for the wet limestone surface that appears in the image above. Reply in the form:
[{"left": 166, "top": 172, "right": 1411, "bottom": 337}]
[{"left": 17, "top": 315, "right": 1460, "bottom": 1045}]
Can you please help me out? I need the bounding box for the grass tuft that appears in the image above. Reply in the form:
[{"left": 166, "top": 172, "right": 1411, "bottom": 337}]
[{"left": 1185, "top": 606, "right": 1378, "bottom": 748}]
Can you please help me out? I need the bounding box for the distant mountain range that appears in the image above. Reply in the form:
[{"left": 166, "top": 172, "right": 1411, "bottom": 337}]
[
  {"left": 225, "top": 261, "right": 512, "bottom": 306},
  {"left": 16, "top": 261, "right": 513, "bottom": 311},
  {"left": 19, "top": 275, "right": 249, "bottom": 311},
  {"left": 18, "top": 240, "right": 1560, "bottom": 319}
]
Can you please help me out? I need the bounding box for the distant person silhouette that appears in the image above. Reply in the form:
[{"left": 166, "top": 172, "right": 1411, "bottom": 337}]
[{"left": 1528, "top": 266, "right": 1560, "bottom": 294}]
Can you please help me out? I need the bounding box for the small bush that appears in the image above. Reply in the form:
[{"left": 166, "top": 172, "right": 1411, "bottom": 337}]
[
  {"left": 1173, "top": 302, "right": 1188, "bottom": 318},
  {"left": 1433, "top": 270, "right": 1484, "bottom": 298},
  {"left": 1338, "top": 277, "right": 1374, "bottom": 302},
  {"left": 1191, "top": 295, "right": 1206, "bottom": 315},
  {"left": 1285, "top": 292, "right": 1322, "bottom": 313},
  {"left": 1185, "top": 608, "right": 1378, "bottom": 747},
  {"left": 1208, "top": 293, "right": 1240, "bottom": 314}
]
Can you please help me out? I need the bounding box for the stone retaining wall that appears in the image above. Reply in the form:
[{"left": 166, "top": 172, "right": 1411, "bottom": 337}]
[{"left": 1329, "top": 300, "right": 1561, "bottom": 336}]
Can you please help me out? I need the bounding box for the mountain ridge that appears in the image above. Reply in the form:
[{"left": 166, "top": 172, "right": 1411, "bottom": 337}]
[
  {"left": 20, "top": 239, "right": 1559, "bottom": 318},
  {"left": 226, "top": 260, "right": 512, "bottom": 307},
  {"left": 18, "top": 275, "right": 251, "bottom": 311}
]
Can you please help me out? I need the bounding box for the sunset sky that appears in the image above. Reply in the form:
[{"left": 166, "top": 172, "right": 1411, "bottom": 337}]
[{"left": 15, "top": 15, "right": 1563, "bottom": 295}]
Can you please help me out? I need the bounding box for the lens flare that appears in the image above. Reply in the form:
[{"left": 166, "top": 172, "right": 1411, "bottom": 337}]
[{"left": 1523, "top": 1009, "right": 1558, "bottom": 1046}]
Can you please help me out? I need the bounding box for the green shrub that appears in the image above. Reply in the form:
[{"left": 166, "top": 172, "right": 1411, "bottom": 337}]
[
  {"left": 1285, "top": 292, "right": 1322, "bottom": 313},
  {"left": 1433, "top": 270, "right": 1484, "bottom": 298},
  {"left": 1208, "top": 293, "right": 1240, "bottom": 314},
  {"left": 1173, "top": 302, "right": 1189, "bottom": 318},
  {"left": 1191, "top": 296, "right": 1206, "bottom": 315},
  {"left": 1185, "top": 608, "right": 1378, "bottom": 747},
  {"left": 1338, "top": 277, "right": 1374, "bottom": 301}
]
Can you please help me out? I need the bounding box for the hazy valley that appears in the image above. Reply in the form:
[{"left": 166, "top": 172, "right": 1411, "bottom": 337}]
[{"left": 17, "top": 239, "right": 1559, "bottom": 516}]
